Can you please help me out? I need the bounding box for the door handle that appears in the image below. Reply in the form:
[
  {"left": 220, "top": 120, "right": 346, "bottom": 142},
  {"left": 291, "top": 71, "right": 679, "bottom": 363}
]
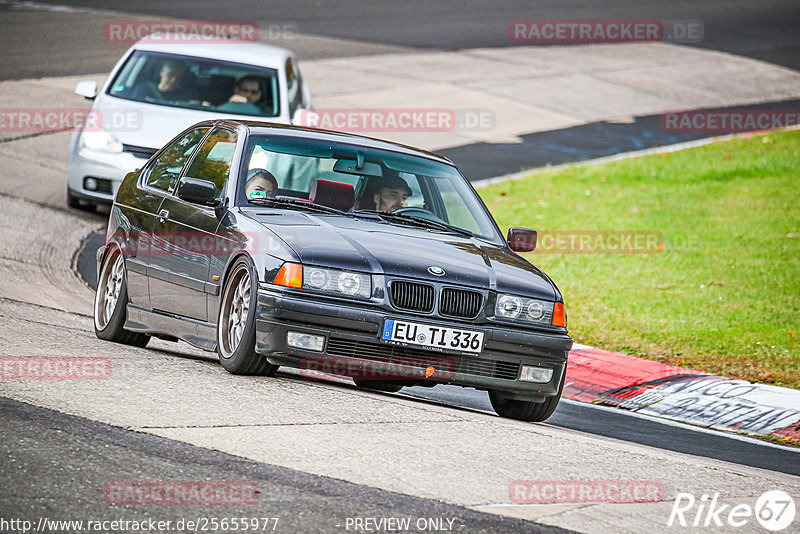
[{"left": 158, "top": 209, "right": 169, "bottom": 223}]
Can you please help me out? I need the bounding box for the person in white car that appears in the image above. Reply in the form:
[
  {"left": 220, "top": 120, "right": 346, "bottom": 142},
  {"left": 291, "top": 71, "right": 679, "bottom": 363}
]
[{"left": 131, "top": 60, "right": 193, "bottom": 102}]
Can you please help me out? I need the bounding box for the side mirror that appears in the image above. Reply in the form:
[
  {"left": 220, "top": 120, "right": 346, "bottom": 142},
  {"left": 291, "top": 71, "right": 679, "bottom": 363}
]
[
  {"left": 177, "top": 177, "right": 220, "bottom": 207},
  {"left": 507, "top": 227, "right": 537, "bottom": 253},
  {"left": 74, "top": 80, "right": 98, "bottom": 100}
]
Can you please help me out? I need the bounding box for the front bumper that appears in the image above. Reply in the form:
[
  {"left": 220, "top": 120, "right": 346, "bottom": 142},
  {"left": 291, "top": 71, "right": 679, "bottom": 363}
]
[
  {"left": 254, "top": 287, "right": 572, "bottom": 400},
  {"left": 68, "top": 146, "right": 149, "bottom": 204}
]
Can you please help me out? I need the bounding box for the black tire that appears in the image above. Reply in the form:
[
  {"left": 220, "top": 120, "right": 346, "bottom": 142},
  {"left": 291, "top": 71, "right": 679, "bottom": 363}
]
[
  {"left": 353, "top": 380, "right": 404, "bottom": 393},
  {"left": 67, "top": 188, "right": 96, "bottom": 212},
  {"left": 217, "top": 257, "right": 278, "bottom": 376},
  {"left": 94, "top": 247, "right": 150, "bottom": 347},
  {"left": 489, "top": 372, "right": 565, "bottom": 422}
]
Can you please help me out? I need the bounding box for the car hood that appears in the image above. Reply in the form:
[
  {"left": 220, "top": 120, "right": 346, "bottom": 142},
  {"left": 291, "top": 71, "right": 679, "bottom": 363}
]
[
  {"left": 96, "top": 95, "right": 289, "bottom": 149},
  {"left": 245, "top": 211, "right": 557, "bottom": 300}
]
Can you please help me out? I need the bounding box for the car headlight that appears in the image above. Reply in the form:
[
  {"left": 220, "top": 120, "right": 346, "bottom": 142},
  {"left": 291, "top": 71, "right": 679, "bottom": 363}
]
[
  {"left": 497, "top": 294, "right": 522, "bottom": 319},
  {"left": 495, "top": 293, "right": 565, "bottom": 327},
  {"left": 273, "top": 263, "right": 371, "bottom": 299},
  {"left": 80, "top": 128, "right": 123, "bottom": 153}
]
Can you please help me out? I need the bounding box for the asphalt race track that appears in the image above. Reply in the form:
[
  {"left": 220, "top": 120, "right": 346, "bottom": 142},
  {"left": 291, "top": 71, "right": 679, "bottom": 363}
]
[
  {"left": 75, "top": 226, "right": 800, "bottom": 477},
  {"left": 1, "top": 397, "right": 565, "bottom": 534},
  {"left": 3, "top": 0, "right": 799, "bottom": 77},
  {"left": 1, "top": 2, "right": 799, "bottom": 533}
]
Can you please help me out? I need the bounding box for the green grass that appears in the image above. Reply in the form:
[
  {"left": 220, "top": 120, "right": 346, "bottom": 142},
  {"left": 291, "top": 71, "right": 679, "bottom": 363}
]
[{"left": 480, "top": 130, "right": 800, "bottom": 389}]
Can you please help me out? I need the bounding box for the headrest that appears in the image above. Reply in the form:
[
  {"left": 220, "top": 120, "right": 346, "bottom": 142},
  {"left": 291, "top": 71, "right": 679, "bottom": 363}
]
[{"left": 309, "top": 179, "right": 355, "bottom": 211}]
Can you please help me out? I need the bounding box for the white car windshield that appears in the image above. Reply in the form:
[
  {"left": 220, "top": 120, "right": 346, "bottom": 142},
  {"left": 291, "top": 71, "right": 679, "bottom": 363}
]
[
  {"left": 240, "top": 135, "right": 502, "bottom": 242},
  {"left": 108, "top": 51, "right": 280, "bottom": 118}
]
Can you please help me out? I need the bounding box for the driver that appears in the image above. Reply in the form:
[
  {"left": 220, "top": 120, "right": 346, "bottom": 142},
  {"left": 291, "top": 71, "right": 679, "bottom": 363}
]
[
  {"left": 133, "top": 60, "right": 192, "bottom": 102},
  {"left": 373, "top": 173, "right": 412, "bottom": 213}
]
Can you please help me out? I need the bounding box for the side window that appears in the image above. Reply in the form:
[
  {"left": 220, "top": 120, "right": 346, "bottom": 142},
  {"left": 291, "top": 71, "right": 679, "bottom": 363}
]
[
  {"left": 145, "top": 127, "right": 209, "bottom": 192},
  {"left": 286, "top": 57, "right": 305, "bottom": 119},
  {"left": 184, "top": 127, "right": 238, "bottom": 198}
]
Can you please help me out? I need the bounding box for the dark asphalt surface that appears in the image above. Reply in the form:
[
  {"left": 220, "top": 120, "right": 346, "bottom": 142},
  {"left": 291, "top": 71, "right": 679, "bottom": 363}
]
[
  {"left": 2, "top": 0, "right": 797, "bottom": 78},
  {"left": 0, "top": 397, "right": 570, "bottom": 534},
  {"left": 4, "top": 1, "right": 799, "bottom": 527},
  {"left": 76, "top": 232, "right": 800, "bottom": 477},
  {"left": 440, "top": 98, "right": 800, "bottom": 180},
  {"left": 0, "top": 0, "right": 800, "bottom": 79},
  {"left": 400, "top": 387, "right": 800, "bottom": 477},
  {"left": 4, "top": 1, "right": 796, "bottom": 183}
]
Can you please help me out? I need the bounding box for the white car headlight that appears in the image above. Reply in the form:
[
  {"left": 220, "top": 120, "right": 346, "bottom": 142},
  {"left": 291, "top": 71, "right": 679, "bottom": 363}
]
[
  {"left": 80, "top": 129, "right": 123, "bottom": 153},
  {"left": 496, "top": 293, "right": 554, "bottom": 326},
  {"left": 303, "top": 266, "right": 371, "bottom": 299},
  {"left": 497, "top": 295, "right": 522, "bottom": 319}
]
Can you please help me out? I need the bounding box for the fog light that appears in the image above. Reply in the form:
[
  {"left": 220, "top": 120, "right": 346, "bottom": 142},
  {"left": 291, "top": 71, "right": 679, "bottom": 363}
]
[
  {"left": 286, "top": 331, "right": 325, "bottom": 352},
  {"left": 84, "top": 177, "right": 98, "bottom": 191},
  {"left": 519, "top": 365, "right": 553, "bottom": 383}
]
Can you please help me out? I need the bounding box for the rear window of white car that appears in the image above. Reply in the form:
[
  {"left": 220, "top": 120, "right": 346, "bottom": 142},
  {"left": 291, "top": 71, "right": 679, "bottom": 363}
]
[{"left": 108, "top": 50, "right": 280, "bottom": 118}]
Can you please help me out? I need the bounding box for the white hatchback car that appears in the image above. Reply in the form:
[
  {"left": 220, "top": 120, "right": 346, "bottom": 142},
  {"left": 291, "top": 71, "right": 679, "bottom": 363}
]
[{"left": 68, "top": 36, "right": 311, "bottom": 210}]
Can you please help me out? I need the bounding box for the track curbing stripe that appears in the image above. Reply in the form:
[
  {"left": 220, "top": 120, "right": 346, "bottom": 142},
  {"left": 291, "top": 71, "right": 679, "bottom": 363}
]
[{"left": 564, "top": 345, "right": 800, "bottom": 444}]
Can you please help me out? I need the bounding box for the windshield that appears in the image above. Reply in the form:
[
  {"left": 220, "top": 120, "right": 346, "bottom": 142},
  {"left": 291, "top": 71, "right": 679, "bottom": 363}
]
[
  {"left": 238, "top": 135, "right": 502, "bottom": 241},
  {"left": 107, "top": 51, "right": 280, "bottom": 118}
]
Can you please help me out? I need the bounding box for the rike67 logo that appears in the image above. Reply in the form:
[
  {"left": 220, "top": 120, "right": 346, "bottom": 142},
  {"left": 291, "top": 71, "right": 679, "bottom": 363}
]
[{"left": 668, "top": 490, "right": 796, "bottom": 531}]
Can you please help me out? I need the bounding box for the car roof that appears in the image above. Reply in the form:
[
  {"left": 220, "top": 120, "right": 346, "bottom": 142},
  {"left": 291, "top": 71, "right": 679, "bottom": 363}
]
[
  {"left": 131, "top": 35, "right": 292, "bottom": 69},
  {"left": 219, "top": 120, "right": 455, "bottom": 166}
]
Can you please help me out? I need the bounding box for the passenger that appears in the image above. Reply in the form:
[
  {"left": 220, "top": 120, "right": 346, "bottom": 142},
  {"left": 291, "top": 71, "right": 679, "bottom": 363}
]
[
  {"left": 245, "top": 169, "right": 278, "bottom": 201},
  {"left": 217, "top": 76, "right": 270, "bottom": 115},
  {"left": 373, "top": 173, "right": 412, "bottom": 213},
  {"left": 229, "top": 76, "right": 264, "bottom": 105}
]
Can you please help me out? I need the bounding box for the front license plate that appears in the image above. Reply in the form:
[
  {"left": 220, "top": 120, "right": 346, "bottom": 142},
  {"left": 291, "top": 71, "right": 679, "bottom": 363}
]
[{"left": 381, "top": 319, "right": 484, "bottom": 353}]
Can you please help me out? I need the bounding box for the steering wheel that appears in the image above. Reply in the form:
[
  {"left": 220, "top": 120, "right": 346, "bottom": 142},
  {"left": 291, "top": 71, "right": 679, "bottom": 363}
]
[{"left": 393, "top": 206, "right": 445, "bottom": 223}]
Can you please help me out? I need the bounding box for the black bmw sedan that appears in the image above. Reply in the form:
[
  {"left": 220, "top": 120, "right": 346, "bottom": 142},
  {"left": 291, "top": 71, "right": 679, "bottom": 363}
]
[{"left": 94, "top": 120, "right": 572, "bottom": 422}]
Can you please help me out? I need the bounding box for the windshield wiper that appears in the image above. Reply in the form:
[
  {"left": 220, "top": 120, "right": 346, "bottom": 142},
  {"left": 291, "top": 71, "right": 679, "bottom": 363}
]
[
  {"left": 250, "top": 196, "right": 346, "bottom": 216},
  {"left": 354, "top": 210, "right": 473, "bottom": 237}
]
